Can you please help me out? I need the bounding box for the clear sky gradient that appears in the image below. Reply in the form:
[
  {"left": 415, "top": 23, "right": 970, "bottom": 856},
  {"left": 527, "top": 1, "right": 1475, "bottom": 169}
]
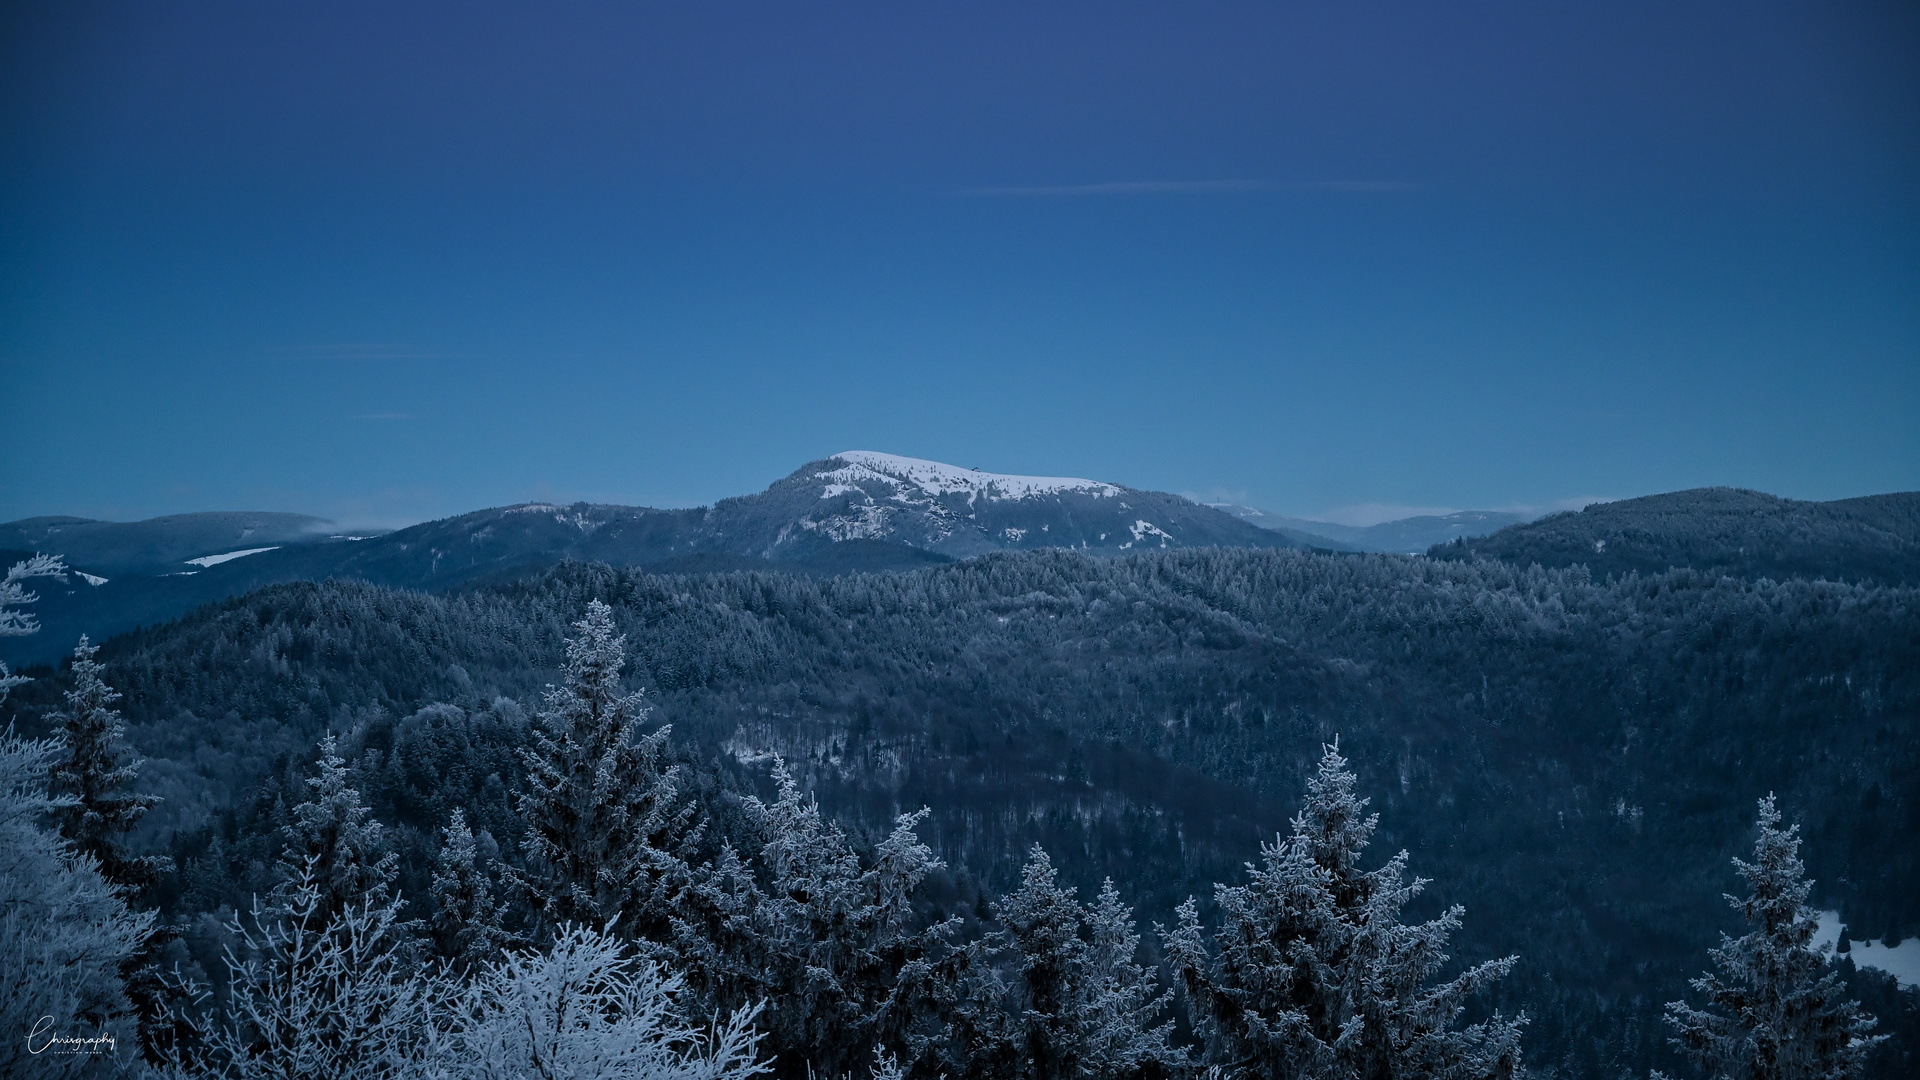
[{"left": 4, "top": 2, "right": 1916, "bottom": 527}]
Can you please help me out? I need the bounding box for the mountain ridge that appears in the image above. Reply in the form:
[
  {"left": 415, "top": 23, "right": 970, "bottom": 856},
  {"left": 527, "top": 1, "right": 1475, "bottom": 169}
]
[
  {"left": 0, "top": 453, "right": 1293, "bottom": 666},
  {"left": 12, "top": 467, "right": 1918, "bottom": 668}
]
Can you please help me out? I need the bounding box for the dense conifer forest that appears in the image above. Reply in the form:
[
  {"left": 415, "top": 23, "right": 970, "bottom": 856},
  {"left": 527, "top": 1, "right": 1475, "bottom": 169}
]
[{"left": 3, "top": 546, "right": 1914, "bottom": 1077}]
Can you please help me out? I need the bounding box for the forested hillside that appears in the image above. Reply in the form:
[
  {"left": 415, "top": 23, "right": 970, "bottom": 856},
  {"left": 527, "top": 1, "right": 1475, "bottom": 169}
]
[
  {"left": 7, "top": 546, "right": 1915, "bottom": 1078},
  {"left": 1432, "top": 488, "right": 1920, "bottom": 584}
]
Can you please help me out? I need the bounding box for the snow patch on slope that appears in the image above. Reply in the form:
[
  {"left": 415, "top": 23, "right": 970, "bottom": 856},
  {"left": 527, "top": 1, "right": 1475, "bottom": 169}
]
[
  {"left": 185, "top": 547, "right": 280, "bottom": 568},
  {"left": 1129, "top": 521, "right": 1175, "bottom": 547},
  {"left": 799, "top": 502, "right": 897, "bottom": 541},
  {"left": 823, "top": 452, "right": 1122, "bottom": 502}
]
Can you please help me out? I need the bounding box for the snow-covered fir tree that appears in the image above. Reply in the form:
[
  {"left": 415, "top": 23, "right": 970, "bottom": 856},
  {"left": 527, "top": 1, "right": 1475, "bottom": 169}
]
[
  {"left": 430, "top": 807, "right": 505, "bottom": 974},
  {"left": 1661, "top": 794, "right": 1885, "bottom": 1080},
  {"left": 1165, "top": 740, "right": 1525, "bottom": 1080},
  {"left": 0, "top": 560, "right": 155, "bottom": 1075},
  {"left": 282, "top": 732, "right": 400, "bottom": 926},
  {"left": 161, "top": 727, "right": 782, "bottom": 1080},
  {"left": 725, "top": 757, "right": 952, "bottom": 1078},
  {"left": 0, "top": 725, "right": 151, "bottom": 1080},
  {"left": 48, "top": 635, "right": 165, "bottom": 891},
  {"left": 514, "top": 599, "right": 699, "bottom": 941}
]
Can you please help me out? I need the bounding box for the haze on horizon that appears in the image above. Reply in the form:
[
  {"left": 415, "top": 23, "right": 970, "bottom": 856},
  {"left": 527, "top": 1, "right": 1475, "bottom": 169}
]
[{"left": 3, "top": 2, "right": 1916, "bottom": 529}]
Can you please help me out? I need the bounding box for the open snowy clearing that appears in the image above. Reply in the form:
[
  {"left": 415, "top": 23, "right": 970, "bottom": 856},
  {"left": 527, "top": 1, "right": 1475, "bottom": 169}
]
[{"left": 1814, "top": 910, "right": 1920, "bottom": 988}]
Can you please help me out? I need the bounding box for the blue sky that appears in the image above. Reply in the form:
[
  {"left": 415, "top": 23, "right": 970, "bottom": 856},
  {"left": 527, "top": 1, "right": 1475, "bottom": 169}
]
[{"left": 3, "top": 2, "right": 1916, "bottom": 527}]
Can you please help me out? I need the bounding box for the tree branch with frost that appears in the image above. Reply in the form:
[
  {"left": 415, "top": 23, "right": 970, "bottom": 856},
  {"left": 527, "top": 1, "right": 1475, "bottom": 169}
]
[
  {"left": 0, "top": 553, "right": 67, "bottom": 639},
  {"left": 450, "top": 921, "right": 766, "bottom": 1080},
  {"left": 0, "top": 554, "right": 68, "bottom": 703},
  {"left": 208, "top": 856, "right": 452, "bottom": 1080}
]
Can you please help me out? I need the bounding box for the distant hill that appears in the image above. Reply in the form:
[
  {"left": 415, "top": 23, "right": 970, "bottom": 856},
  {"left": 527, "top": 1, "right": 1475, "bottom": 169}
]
[
  {"left": 1431, "top": 488, "right": 1920, "bottom": 584},
  {"left": 1, "top": 452, "right": 1294, "bottom": 666},
  {"left": 1214, "top": 505, "right": 1529, "bottom": 553},
  {"left": 0, "top": 511, "right": 338, "bottom": 575}
]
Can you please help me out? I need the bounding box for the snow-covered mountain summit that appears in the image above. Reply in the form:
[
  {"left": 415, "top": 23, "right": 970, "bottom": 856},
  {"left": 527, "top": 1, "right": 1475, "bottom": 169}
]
[
  {"left": 821, "top": 452, "right": 1123, "bottom": 502},
  {"left": 728, "top": 452, "right": 1292, "bottom": 559}
]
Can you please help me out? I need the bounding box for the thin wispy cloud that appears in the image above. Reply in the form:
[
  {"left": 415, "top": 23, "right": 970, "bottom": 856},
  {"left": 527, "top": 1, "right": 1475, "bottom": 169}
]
[
  {"left": 1315, "top": 503, "right": 1462, "bottom": 527},
  {"left": 264, "top": 344, "right": 461, "bottom": 363},
  {"left": 1292, "top": 180, "right": 1420, "bottom": 192},
  {"left": 953, "top": 179, "right": 1420, "bottom": 197},
  {"left": 1181, "top": 488, "right": 1251, "bottom": 506},
  {"left": 956, "top": 179, "right": 1267, "bottom": 197}
]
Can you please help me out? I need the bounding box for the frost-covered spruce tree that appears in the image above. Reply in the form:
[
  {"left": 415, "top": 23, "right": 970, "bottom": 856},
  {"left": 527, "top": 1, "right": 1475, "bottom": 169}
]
[
  {"left": 48, "top": 636, "right": 165, "bottom": 891},
  {"left": 47, "top": 636, "right": 185, "bottom": 1065},
  {"left": 960, "top": 846, "right": 1179, "bottom": 1080},
  {"left": 282, "top": 732, "right": 400, "bottom": 926},
  {"left": 1661, "top": 794, "right": 1884, "bottom": 1080},
  {"left": 430, "top": 808, "right": 505, "bottom": 974},
  {"left": 996, "top": 846, "right": 1092, "bottom": 1080},
  {"left": 732, "top": 757, "right": 951, "bottom": 1078},
  {"left": 0, "top": 726, "right": 151, "bottom": 1080},
  {"left": 515, "top": 599, "right": 699, "bottom": 941},
  {"left": 1165, "top": 740, "right": 1524, "bottom": 1080},
  {"left": 1081, "top": 877, "right": 1181, "bottom": 1079}
]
